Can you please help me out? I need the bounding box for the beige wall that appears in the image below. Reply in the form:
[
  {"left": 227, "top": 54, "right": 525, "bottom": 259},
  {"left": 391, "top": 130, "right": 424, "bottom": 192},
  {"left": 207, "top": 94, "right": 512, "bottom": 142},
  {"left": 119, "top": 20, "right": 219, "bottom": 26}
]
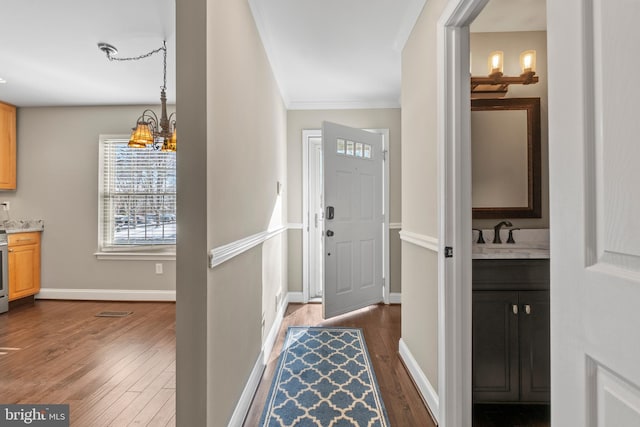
[
  {"left": 402, "top": 242, "right": 439, "bottom": 383},
  {"left": 286, "top": 109, "right": 402, "bottom": 293},
  {"left": 178, "top": 0, "right": 288, "bottom": 425},
  {"left": 400, "top": 0, "right": 448, "bottom": 391},
  {"left": 471, "top": 31, "right": 549, "bottom": 229},
  {"left": 1, "top": 106, "right": 176, "bottom": 291}
]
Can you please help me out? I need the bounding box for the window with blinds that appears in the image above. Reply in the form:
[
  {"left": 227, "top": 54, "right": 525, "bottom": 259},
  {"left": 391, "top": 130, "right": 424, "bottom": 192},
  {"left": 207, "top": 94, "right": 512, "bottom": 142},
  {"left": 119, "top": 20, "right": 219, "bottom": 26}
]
[{"left": 99, "top": 138, "right": 176, "bottom": 250}]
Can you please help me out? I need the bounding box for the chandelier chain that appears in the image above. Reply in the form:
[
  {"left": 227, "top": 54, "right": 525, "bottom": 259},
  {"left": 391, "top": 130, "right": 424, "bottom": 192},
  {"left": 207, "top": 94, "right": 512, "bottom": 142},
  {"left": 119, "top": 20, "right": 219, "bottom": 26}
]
[
  {"left": 105, "top": 41, "right": 168, "bottom": 90},
  {"left": 99, "top": 39, "right": 176, "bottom": 151}
]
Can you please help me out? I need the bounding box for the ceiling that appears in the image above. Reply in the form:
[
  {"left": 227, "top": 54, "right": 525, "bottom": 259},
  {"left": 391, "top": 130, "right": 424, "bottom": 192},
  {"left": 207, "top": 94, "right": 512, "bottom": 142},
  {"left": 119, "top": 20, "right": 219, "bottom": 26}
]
[
  {"left": 0, "top": 0, "right": 545, "bottom": 109},
  {"left": 471, "top": 0, "right": 546, "bottom": 33},
  {"left": 248, "top": 0, "right": 426, "bottom": 109},
  {"left": 0, "top": 0, "right": 176, "bottom": 107}
]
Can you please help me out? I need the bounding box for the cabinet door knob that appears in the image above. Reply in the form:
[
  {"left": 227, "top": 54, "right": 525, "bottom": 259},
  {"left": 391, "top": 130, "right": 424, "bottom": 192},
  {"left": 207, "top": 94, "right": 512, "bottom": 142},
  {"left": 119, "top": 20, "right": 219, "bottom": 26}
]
[
  {"left": 524, "top": 304, "right": 532, "bottom": 315},
  {"left": 8, "top": 249, "right": 13, "bottom": 252},
  {"left": 512, "top": 304, "right": 519, "bottom": 315}
]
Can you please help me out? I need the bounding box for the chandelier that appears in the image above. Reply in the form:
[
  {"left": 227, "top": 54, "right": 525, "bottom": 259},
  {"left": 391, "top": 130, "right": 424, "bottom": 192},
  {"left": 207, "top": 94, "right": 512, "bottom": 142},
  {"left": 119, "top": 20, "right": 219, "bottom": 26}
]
[{"left": 98, "top": 41, "right": 177, "bottom": 152}]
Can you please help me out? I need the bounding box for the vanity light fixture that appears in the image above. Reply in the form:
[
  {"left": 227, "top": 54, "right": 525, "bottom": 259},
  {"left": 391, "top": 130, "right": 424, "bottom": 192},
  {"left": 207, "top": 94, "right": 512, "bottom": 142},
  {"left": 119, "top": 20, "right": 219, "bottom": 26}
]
[
  {"left": 471, "top": 49, "right": 539, "bottom": 98},
  {"left": 98, "top": 41, "right": 177, "bottom": 152}
]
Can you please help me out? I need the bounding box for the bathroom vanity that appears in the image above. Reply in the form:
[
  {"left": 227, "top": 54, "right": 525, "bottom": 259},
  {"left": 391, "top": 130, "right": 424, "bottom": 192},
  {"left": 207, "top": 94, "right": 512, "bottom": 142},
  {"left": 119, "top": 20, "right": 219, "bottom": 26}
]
[{"left": 472, "top": 230, "right": 550, "bottom": 404}]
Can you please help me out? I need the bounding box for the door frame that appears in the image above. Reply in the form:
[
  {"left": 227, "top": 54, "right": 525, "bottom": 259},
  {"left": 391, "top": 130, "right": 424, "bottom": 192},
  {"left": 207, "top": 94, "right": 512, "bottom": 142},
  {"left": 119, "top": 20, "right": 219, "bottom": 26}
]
[
  {"left": 306, "top": 133, "right": 324, "bottom": 300},
  {"left": 437, "top": 0, "right": 488, "bottom": 426},
  {"left": 302, "top": 128, "right": 390, "bottom": 305}
]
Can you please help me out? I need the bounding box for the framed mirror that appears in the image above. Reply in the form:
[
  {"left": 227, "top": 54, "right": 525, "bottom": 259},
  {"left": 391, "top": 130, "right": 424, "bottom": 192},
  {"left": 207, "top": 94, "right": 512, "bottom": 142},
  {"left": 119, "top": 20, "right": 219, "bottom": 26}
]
[{"left": 471, "top": 97, "right": 541, "bottom": 219}]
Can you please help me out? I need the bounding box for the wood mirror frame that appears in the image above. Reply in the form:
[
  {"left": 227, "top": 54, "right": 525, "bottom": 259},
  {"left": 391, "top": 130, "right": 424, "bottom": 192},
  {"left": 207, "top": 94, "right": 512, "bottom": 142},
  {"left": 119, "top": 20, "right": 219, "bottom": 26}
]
[{"left": 471, "top": 97, "right": 541, "bottom": 219}]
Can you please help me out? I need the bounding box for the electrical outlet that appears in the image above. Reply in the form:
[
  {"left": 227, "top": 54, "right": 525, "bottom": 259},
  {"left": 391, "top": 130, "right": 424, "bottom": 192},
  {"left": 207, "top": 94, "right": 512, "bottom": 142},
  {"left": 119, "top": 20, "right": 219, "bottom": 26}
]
[
  {"left": 155, "top": 263, "right": 163, "bottom": 274},
  {"left": 1, "top": 201, "right": 9, "bottom": 211}
]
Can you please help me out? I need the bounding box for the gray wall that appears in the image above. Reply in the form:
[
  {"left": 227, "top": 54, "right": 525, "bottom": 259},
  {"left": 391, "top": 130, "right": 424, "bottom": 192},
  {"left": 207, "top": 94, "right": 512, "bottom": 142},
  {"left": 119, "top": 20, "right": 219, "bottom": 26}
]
[
  {"left": 175, "top": 0, "right": 208, "bottom": 423},
  {"left": 286, "top": 109, "right": 402, "bottom": 294},
  {"left": 470, "top": 31, "right": 549, "bottom": 229},
  {"left": 1, "top": 106, "right": 176, "bottom": 292}
]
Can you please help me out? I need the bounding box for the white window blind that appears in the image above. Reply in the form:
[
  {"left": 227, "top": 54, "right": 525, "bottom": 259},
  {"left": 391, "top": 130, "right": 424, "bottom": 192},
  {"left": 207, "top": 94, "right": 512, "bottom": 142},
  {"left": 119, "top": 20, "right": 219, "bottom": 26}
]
[{"left": 100, "top": 138, "right": 176, "bottom": 250}]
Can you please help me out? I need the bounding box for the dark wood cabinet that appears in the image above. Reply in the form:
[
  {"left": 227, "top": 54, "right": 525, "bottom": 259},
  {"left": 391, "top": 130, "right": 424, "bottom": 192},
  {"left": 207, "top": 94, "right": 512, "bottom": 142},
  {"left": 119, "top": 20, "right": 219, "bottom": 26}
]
[
  {"left": 472, "top": 260, "right": 550, "bottom": 404},
  {"left": 473, "top": 290, "right": 520, "bottom": 401},
  {"left": 519, "top": 290, "right": 550, "bottom": 402}
]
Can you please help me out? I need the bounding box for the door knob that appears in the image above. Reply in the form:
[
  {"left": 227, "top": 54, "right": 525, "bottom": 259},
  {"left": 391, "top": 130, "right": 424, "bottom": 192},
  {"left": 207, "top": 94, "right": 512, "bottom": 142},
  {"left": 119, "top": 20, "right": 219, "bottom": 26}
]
[
  {"left": 326, "top": 230, "right": 334, "bottom": 237},
  {"left": 523, "top": 304, "right": 532, "bottom": 315},
  {"left": 512, "top": 304, "right": 518, "bottom": 315}
]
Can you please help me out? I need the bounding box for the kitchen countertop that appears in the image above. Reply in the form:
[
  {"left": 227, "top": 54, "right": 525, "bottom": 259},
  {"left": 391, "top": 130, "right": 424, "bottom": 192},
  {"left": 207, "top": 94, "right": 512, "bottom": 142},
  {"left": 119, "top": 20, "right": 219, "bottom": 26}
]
[{"left": 0, "top": 219, "right": 45, "bottom": 234}]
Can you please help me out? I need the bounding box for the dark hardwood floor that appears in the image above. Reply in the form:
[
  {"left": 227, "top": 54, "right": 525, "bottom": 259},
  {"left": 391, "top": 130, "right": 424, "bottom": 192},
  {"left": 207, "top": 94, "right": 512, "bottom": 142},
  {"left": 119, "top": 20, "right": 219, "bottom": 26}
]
[
  {"left": 0, "top": 300, "right": 176, "bottom": 426},
  {"left": 1, "top": 300, "right": 550, "bottom": 426},
  {"left": 243, "top": 303, "right": 437, "bottom": 426}
]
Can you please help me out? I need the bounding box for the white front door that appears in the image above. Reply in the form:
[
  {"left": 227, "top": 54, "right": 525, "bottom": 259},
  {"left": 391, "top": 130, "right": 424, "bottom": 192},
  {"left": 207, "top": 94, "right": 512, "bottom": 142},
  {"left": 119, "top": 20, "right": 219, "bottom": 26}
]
[
  {"left": 549, "top": 0, "right": 640, "bottom": 425},
  {"left": 322, "top": 121, "right": 384, "bottom": 319}
]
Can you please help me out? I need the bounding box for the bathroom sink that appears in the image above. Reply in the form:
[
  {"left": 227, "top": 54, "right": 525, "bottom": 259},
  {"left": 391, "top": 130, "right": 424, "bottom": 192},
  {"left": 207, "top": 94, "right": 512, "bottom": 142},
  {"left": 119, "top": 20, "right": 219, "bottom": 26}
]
[{"left": 471, "top": 228, "right": 550, "bottom": 259}]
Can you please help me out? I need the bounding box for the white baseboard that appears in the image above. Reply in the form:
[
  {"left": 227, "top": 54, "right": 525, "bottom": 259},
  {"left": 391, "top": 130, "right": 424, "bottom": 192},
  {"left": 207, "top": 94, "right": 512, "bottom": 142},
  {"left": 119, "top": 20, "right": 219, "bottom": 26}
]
[
  {"left": 36, "top": 288, "right": 176, "bottom": 302},
  {"left": 227, "top": 351, "right": 266, "bottom": 427},
  {"left": 389, "top": 293, "right": 402, "bottom": 304},
  {"left": 398, "top": 338, "right": 439, "bottom": 424},
  {"left": 263, "top": 297, "right": 287, "bottom": 365},
  {"left": 229, "top": 291, "right": 290, "bottom": 426},
  {"left": 286, "top": 291, "right": 305, "bottom": 303}
]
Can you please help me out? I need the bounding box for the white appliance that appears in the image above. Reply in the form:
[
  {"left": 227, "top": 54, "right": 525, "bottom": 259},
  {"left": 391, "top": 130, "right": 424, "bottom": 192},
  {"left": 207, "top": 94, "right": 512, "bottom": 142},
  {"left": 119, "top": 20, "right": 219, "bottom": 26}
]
[{"left": 0, "top": 230, "right": 8, "bottom": 314}]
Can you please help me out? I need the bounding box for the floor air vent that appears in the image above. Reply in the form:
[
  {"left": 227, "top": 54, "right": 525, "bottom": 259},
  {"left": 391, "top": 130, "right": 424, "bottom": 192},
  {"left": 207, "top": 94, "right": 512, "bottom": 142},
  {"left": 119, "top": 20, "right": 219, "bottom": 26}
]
[{"left": 95, "top": 311, "right": 133, "bottom": 317}]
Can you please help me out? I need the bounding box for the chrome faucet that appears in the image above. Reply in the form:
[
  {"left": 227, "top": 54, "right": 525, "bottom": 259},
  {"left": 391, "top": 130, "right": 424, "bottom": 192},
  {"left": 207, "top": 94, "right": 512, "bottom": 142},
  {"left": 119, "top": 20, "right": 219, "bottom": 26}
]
[{"left": 493, "top": 220, "right": 513, "bottom": 243}]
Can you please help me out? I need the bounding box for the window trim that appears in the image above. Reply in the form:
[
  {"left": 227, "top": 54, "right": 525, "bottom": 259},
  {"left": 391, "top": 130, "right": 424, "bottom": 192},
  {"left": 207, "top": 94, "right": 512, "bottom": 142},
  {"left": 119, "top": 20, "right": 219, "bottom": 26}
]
[
  {"left": 97, "top": 135, "right": 176, "bottom": 259},
  {"left": 93, "top": 250, "right": 176, "bottom": 261}
]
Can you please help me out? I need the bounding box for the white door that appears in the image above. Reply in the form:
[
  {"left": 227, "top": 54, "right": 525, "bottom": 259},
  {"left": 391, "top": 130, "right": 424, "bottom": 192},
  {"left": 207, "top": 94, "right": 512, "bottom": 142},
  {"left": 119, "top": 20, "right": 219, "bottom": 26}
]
[
  {"left": 548, "top": 1, "right": 640, "bottom": 425},
  {"left": 322, "top": 121, "right": 384, "bottom": 319}
]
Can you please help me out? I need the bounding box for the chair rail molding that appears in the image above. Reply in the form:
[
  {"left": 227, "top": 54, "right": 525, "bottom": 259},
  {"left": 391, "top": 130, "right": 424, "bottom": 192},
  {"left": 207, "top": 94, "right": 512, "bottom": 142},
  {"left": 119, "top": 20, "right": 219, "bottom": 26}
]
[
  {"left": 399, "top": 229, "right": 439, "bottom": 252},
  {"left": 209, "top": 225, "right": 288, "bottom": 268}
]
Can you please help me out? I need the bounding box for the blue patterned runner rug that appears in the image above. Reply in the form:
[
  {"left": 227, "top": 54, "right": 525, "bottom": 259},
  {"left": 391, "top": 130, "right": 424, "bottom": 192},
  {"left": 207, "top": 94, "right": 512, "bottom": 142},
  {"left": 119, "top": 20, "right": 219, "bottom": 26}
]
[{"left": 259, "top": 326, "right": 390, "bottom": 426}]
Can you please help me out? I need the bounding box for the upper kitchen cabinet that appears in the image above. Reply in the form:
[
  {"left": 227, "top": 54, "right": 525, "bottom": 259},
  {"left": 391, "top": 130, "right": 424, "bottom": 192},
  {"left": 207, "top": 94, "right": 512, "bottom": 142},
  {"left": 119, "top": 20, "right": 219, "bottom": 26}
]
[{"left": 0, "top": 101, "right": 17, "bottom": 190}]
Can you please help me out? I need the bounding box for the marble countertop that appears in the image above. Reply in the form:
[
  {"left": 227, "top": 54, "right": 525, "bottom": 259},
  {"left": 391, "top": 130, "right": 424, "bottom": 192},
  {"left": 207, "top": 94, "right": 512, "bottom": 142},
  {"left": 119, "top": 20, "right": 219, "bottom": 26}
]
[
  {"left": 472, "top": 244, "right": 550, "bottom": 259},
  {"left": 472, "top": 228, "right": 549, "bottom": 259},
  {"left": 0, "top": 219, "right": 45, "bottom": 233}
]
